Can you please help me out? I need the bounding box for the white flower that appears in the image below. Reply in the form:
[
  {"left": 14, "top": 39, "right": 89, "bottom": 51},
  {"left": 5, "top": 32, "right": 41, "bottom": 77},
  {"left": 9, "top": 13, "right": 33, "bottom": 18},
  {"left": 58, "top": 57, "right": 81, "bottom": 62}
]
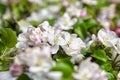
[
  {"left": 56, "top": 31, "right": 71, "bottom": 46},
  {"left": 71, "top": 54, "right": 84, "bottom": 63},
  {"left": 28, "top": 0, "right": 43, "bottom": 5},
  {"left": 15, "top": 46, "right": 51, "bottom": 65},
  {"left": 99, "top": 4, "right": 116, "bottom": 19},
  {"left": 46, "top": 72, "right": 62, "bottom": 80},
  {"left": 14, "top": 45, "right": 61, "bottom": 80},
  {"left": 18, "top": 20, "right": 31, "bottom": 33},
  {"left": 47, "top": 29, "right": 71, "bottom": 54},
  {"left": 50, "top": 45, "right": 59, "bottom": 54},
  {"left": 118, "top": 72, "right": 120, "bottom": 80},
  {"left": 98, "top": 29, "right": 118, "bottom": 47},
  {"left": 28, "top": 71, "right": 62, "bottom": 80},
  {"left": 54, "top": 13, "right": 77, "bottom": 30},
  {"left": 0, "top": 0, "right": 7, "bottom": 4},
  {"left": 66, "top": 2, "right": 82, "bottom": 17},
  {"left": 3, "top": 9, "right": 11, "bottom": 20},
  {"left": 16, "top": 21, "right": 52, "bottom": 50},
  {"left": 66, "top": 1, "right": 87, "bottom": 18},
  {"left": 27, "top": 6, "right": 60, "bottom": 22},
  {"left": 16, "top": 33, "right": 29, "bottom": 50},
  {"left": 87, "top": 34, "right": 97, "bottom": 47},
  {"left": 0, "top": 71, "right": 16, "bottom": 80},
  {"left": 27, "top": 27, "right": 44, "bottom": 45},
  {"left": 111, "top": 39, "right": 120, "bottom": 63},
  {"left": 82, "top": 0, "right": 97, "bottom": 5},
  {"left": 73, "top": 58, "right": 108, "bottom": 80},
  {"left": 62, "top": 34, "right": 85, "bottom": 56},
  {"left": 16, "top": 42, "right": 29, "bottom": 50},
  {"left": 27, "top": 12, "right": 40, "bottom": 21}
]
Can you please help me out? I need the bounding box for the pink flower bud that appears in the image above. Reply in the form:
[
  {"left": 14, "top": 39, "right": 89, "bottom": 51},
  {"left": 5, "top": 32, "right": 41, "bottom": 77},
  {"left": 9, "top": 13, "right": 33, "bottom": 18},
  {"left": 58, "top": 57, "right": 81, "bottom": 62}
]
[
  {"left": 116, "top": 27, "right": 120, "bottom": 36},
  {"left": 10, "top": 64, "right": 23, "bottom": 77}
]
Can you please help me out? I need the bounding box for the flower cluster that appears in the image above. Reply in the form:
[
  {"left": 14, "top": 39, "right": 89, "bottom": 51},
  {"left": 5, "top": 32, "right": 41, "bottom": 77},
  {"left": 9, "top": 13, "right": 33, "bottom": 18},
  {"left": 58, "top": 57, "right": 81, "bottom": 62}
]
[
  {"left": 5, "top": 21, "right": 108, "bottom": 80},
  {"left": 1, "top": 0, "right": 120, "bottom": 80}
]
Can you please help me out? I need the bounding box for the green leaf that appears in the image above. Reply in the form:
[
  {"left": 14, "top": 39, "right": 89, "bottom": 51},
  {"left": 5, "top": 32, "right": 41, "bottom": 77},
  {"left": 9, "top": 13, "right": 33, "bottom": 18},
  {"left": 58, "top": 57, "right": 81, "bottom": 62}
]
[
  {"left": 97, "top": 0, "right": 108, "bottom": 8},
  {"left": 73, "top": 19, "right": 87, "bottom": 39},
  {"left": 0, "top": 3, "right": 6, "bottom": 16},
  {"left": 85, "top": 19, "right": 97, "bottom": 29},
  {"left": 101, "top": 62, "right": 112, "bottom": 71},
  {"left": 0, "top": 59, "right": 12, "bottom": 71},
  {"left": 51, "top": 62, "right": 73, "bottom": 79},
  {"left": 0, "top": 28, "right": 17, "bottom": 48},
  {"left": 0, "top": 42, "right": 5, "bottom": 54},
  {"left": 29, "top": 21, "right": 40, "bottom": 27},
  {"left": 45, "top": 18, "right": 57, "bottom": 26},
  {"left": 92, "top": 49, "right": 108, "bottom": 62},
  {"left": 56, "top": 57, "right": 74, "bottom": 69},
  {"left": 17, "top": 74, "right": 31, "bottom": 80},
  {"left": 107, "top": 72, "right": 115, "bottom": 80}
]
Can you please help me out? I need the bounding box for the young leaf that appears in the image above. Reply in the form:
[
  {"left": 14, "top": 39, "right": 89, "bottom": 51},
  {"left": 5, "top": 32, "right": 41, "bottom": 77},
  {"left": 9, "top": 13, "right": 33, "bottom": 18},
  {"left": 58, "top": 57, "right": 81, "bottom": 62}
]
[
  {"left": 51, "top": 62, "right": 73, "bottom": 79},
  {"left": 1, "top": 28, "right": 17, "bottom": 48},
  {"left": 56, "top": 57, "right": 74, "bottom": 69},
  {"left": 92, "top": 49, "right": 108, "bottom": 62},
  {"left": 73, "top": 19, "right": 87, "bottom": 39}
]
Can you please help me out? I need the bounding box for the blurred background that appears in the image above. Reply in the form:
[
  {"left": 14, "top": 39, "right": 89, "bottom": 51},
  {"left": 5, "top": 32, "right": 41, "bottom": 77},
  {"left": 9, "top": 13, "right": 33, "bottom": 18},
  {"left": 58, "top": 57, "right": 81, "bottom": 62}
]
[{"left": 0, "top": 0, "right": 120, "bottom": 38}]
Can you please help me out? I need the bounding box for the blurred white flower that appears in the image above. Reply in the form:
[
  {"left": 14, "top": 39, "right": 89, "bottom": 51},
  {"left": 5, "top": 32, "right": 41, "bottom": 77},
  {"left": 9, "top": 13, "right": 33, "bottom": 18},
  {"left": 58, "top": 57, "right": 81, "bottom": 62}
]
[
  {"left": 0, "top": 0, "right": 7, "bottom": 4},
  {"left": 66, "top": 1, "right": 87, "bottom": 18},
  {"left": 98, "top": 29, "right": 118, "bottom": 47},
  {"left": 14, "top": 46, "right": 62, "bottom": 80},
  {"left": 73, "top": 58, "right": 108, "bottom": 80},
  {"left": 28, "top": 71, "right": 62, "bottom": 80},
  {"left": 27, "top": 6, "right": 60, "bottom": 22},
  {"left": 15, "top": 46, "right": 51, "bottom": 65},
  {"left": 66, "top": 1, "right": 81, "bottom": 17},
  {"left": 0, "top": 71, "right": 16, "bottom": 80},
  {"left": 54, "top": 13, "right": 77, "bottom": 30},
  {"left": 82, "top": 0, "right": 97, "bottom": 5},
  {"left": 46, "top": 72, "right": 62, "bottom": 80},
  {"left": 3, "top": 9, "right": 11, "bottom": 20},
  {"left": 16, "top": 33, "right": 29, "bottom": 50},
  {"left": 61, "top": 0, "right": 69, "bottom": 7},
  {"left": 71, "top": 54, "right": 84, "bottom": 63},
  {"left": 97, "top": 4, "right": 116, "bottom": 30},
  {"left": 28, "top": 0, "right": 43, "bottom": 5},
  {"left": 118, "top": 72, "right": 120, "bottom": 80},
  {"left": 18, "top": 20, "right": 32, "bottom": 33}
]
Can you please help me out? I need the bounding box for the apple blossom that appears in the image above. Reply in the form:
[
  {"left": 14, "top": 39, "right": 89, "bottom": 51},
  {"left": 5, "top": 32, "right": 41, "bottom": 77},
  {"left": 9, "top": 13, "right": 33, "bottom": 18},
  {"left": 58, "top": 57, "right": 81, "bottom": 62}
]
[
  {"left": 73, "top": 58, "right": 108, "bottom": 80},
  {"left": 0, "top": 71, "right": 16, "bottom": 80},
  {"left": 27, "top": 6, "right": 60, "bottom": 22},
  {"left": 18, "top": 20, "right": 31, "bottom": 33},
  {"left": 28, "top": 0, "right": 43, "bottom": 5},
  {"left": 14, "top": 46, "right": 62, "bottom": 80},
  {"left": 82, "top": 0, "right": 97, "bottom": 5},
  {"left": 54, "top": 13, "right": 77, "bottom": 30},
  {"left": 62, "top": 34, "right": 85, "bottom": 56},
  {"left": 10, "top": 64, "right": 23, "bottom": 77},
  {"left": 98, "top": 29, "right": 118, "bottom": 47}
]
